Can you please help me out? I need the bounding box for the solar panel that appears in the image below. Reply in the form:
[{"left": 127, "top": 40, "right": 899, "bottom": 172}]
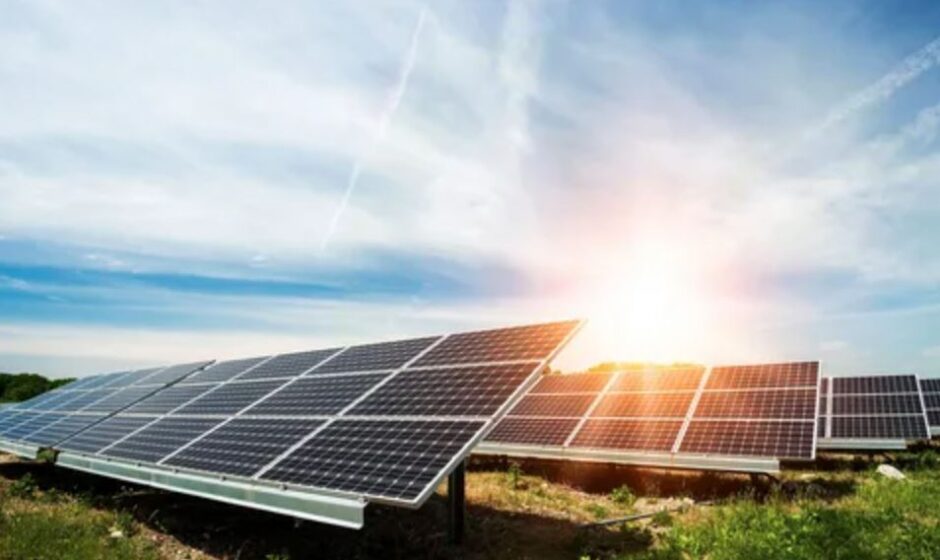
[
  {"left": 58, "top": 416, "right": 157, "bottom": 454},
  {"left": 163, "top": 418, "right": 326, "bottom": 477},
  {"left": 818, "top": 374, "right": 929, "bottom": 448},
  {"left": 23, "top": 414, "right": 104, "bottom": 446},
  {"left": 46, "top": 319, "right": 580, "bottom": 527},
  {"left": 181, "top": 357, "right": 269, "bottom": 384},
  {"left": 235, "top": 349, "right": 342, "bottom": 381},
  {"left": 311, "top": 337, "right": 440, "bottom": 374},
  {"left": 3, "top": 413, "right": 65, "bottom": 440},
  {"left": 918, "top": 377, "right": 940, "bottom": 436},
  {"left": 259, "top": 419, "right": 486, "bottom": 502},
  {"left": 81, "top": 386, "right": 161, "bottom": 413},
  {"left": 136, "top": 361, "right": 213, "bottom": 385},
  {"left": 480, "top": 362, "right": 818, "bottom": 470},
  {"left": 243, "top": 374, "right": 389, "bottom": 416},
  {"left": 102, "top": 417, "right": 225, "bottom": 463}
]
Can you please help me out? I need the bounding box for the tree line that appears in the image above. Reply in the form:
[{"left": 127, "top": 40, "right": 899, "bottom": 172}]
[{"left": 0, "top": 373, "right": 76, "bottom": 403}]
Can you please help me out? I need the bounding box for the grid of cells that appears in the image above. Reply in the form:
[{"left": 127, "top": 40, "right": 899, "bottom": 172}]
[
  {"left": 2, "top": 413, "right": 64, "bottom": 440},
  {"left": 571, "top": 419, "right": 683, "bottom": 452},
  {"left": 164, "top": 418, "right": 325, "bottom": 477},
  {"left": 413, "top": 321, "right": 579, "bottom": 367},
  {"left": 506, "top": 394, "right": 597, "bottom": 417},
  {"left": 23, "top": 415, "right": 105, "bottom": 446},
  {"left": 82, "top": 386, "right": 160, "bottom": 414},
  {"left": 830, "top": 416, "right": 929, "bottom": 439},
  {"left": 611, "top": 368, "right": 704, "bottom": 392},
  {"left": 693, "top": 389, "right": 817, "bottom": 419},
  {"left": 119, "top": 368, "right": 165, "bottom": 386},
  {"left": 831, "top": 394, "right": 923, "bottom": 415},
  {"left": 98, "top": 372, "right": 139, "bottom": 389},
  {"left": 102, "top": 417, "right": 224, "bottom": 463},
  {"left": 679, "top": 420, "right": 815, "bottom": 459},
  {"left": 485, "top": 417, "right": 581, "bottom": 446},
  {"left": 0, "top": 412, "right": 27, "bottom": 432},
  {"left": 181, "top": 357, "right": 269, "bottom": 384},
  {"left": 244, "top": 374, "right": 389, "bottom": 416},
  {"left": 173, "top": 381, "right": 285, "bottom": 416},
  {"left": 591, "top": 393, "right": 694, "bottom": 418},
  {"left": 124, "top": 384, "right": 219, "bottom": 415},
  {"left": 236, "top": 349, "right": 342, "bottom": 381},
  {"left": 918, "top": 378, "right": 940, "bottom": 430},
  {"left": 54, "top": 390, "right": 114, "bottom": 412},
  {"left": 348, "top": 363, "right": 538, "bottom": 417},
  {"left": 706, "top": 362, "right": 819, "bottom": 390},
  {"left": 260, "top": 419, "right": 485, "bottom": 501},
  {"left": 58, "top": 416, "right": 157, "bottom": 454},
  {"left": 311, "top": 337, "right": 440, "bottom": 374},
  {"left": 928, "top": 410, "right": 940, "bottom": 427},
  {"left": 832, "top": 375, "right": 919, "bottom": 395},
  {"left": 136, "top": 361, "right": 212, "bottom": 386},
  {"left": 529, "top": 372, "right": 612, "bottom": 394},
  {"left": 82, "top": 372, "right": 129, "bottom": 390},
  {"left": 0, "top": 413, "right": 37, "bottom": 436}
]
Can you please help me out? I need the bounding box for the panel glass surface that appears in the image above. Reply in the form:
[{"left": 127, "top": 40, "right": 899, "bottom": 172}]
[
  {"left": 591, "top": 393, "right": 694, "bottom": 418},
  {"left": 81, "top": 386, "right": 159, "bottom": 413},
  {"left": 243, "top": 374, "right": 389, "bottom": 416},
  {"left": 102, "top": 417, "right": 224, "bottom": 463},
  {"left": 571, "top": 419, "right": 683, "bottom": 451},
  {"left": 610, "top": 368, "right": 704, "bottom": 392},
  {"left": 507, "top": 394, "right": 596, "bottom": 417},
  {"left": 529, "top": 373, "right": 612, "bottom": 394},
  {"left": 485, "top": 417, "right": 580, "bottom": 446},
  {"left": 680, "top": 420, "right": 815, "bottom": 459},
  {"left": 311, "top": 337, "right": 439, "bottom": 374},
  {"left": 137, "top": 361, "right": 213, "bottom": 386},
  {"left": 413, "top": 321, "right": 578, "bottom": 367},
  {"left": 706, "top": 362, "right": 819, "bottom": 390},
  {"left": 693, "top": 389, "right": 816, "bottom": 419},
  {"left": 58, "top": 416, "right": 157, "bottom": 454},
  {"left": 236, "top": 349, "right": 341, "bottom": 381},
  {"left": 123, "top": 384, "right": 219, "bottom": 415},
  {"left": 173, "top": 381, "right": 284, "bottom": 416},
  {"left": 832, "top": 375, "right": 919, "bottom": 394},
  {"left": 181, "top": 357, "right": 269, "bottom": 384},
  {"left": 23, "top": 414, "right": 105, "bottom": 446},
  {"left": 830, "top": 416, "right": 929, "bottom": 439}
]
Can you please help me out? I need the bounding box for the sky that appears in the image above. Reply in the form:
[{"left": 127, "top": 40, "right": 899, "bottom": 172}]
[{"left": 2, "top": 0, "right": 940, "bottom": 378}]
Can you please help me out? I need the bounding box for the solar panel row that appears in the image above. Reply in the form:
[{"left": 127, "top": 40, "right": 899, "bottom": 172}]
[{"left": 919, "top": 378, "right": 940, "bottom": 435}]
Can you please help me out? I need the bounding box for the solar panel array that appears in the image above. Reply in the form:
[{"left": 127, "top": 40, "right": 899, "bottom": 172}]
[
  {"left": 818, "top": 374, "right": 930, "bottom": 447},
  {"left": 483, "top": 361, "right": 821, "bottom": 468},
  {"left": 51, "top": 320, "right": 580, "bottom": 507},
  {"left": 920, "top": 378, "right": 940, "bottom": 435},
  {"left": 0, "top": 361, "right": 212, "bottom": 449}
]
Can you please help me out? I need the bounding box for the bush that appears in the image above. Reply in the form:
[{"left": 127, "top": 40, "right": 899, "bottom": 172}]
[{"left": 610, "top": 485, "right": 636, "bottom": 507}]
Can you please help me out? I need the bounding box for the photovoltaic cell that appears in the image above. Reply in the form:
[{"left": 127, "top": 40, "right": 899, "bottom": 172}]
[
  {"left": 529, "top": 373, "right": 612, "bottom": 394},
  {"left": 706, "top": 362, "right": 818, "bottom": 390},
  {"left": 831, "top": 394, "right": 923, "bottom": 415},
  {"left": 693, "top": 389, "right": 816, "bottom": 419},
  {"left": 236, "top": 349, "right": 341, "bottom": 381},
  {"left": 173, "top": 381, "right": 284, "bottom": 416},
  {"left": 243, "top": 374, "right": 389, "bottom": 416},
  {"left": 820, "top": 374, "right": 930, "bottom": 443},
  {"left": 102, "top": 417, "right": 224, "bottom": 463},
  {"left": 679, "top": 420, "right": 815, "bottom": 459},
  {"left": 137, "top": 361, "right": 213, "bottom": 386},
  {"left": 610, "top": 368, "right": 704, "bottom": 392},
  {"left": 311, "top": 337, "right": 439, "bottom": 374},
  {"left": 55, "top": 390, "right": 115, "bottom": 412},
  {"left": 921, "top": 378, "right": 940, "bottom": 431},
  {"left": 3, "top": 413, "right": 64, "bottom": 440},
  {"left": 832, "top": 375, "right": 919, "bottom": 394},
  {"left": 485, "top": 417, "right": 580, "bottom": 446},
  {"left": 348, "top": 363, "right": 538, "bottom": 417},
  {"left": 181, "top": 357, "right": 269, "bottom": 384},
  {"left": 81, "top": 386, "right": 160, "bottom": 413},
  {"left": 58, "top": 416, "right": 157, "bottom": 454},
  {"left": 23, "top": 414, "right": 105, "bottom": 446},
  {"left": 413, "top": 321, "right": 578, "bottom": 367},
  {"left": 123, "top": 384, "right": 219, "bottom": 415},
  {"left": 260, "top": 419, "right": 486, "bottom": 502},
  {"left": 591, "top": 392, "right": 694, "bottom": 418},
  {"left": 506, "top": 394, "right": 596, "bottom": 417},
  {"left": 164, "top": 418, "right": 325, "bottom": 477},
  {"left": 831, "top": 416, "right": 928, "bottom": 439},
  {"left": 572, "top": 419, "right": 683, "bottom": 452}
]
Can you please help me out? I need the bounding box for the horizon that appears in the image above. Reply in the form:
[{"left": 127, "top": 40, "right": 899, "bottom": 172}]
[{"left": 3, "top": 2, "right": 940, "bottom": 378}]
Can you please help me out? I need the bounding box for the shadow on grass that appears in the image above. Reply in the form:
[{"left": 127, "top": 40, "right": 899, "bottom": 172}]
[{"left": 0, "top": 459, "right": 639, "bottom": 560}]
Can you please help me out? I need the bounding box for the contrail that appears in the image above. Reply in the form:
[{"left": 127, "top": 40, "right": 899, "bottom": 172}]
[
  {"left": 811, "top": 35, "right": 940, "bottom": 136},
  {"left": 320, "top": 8, "right": 428, "bottom": 252}
]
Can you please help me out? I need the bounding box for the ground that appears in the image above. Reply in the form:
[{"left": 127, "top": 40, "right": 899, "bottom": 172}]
[{"left": 0, "top": 448, "right": 939, "bottom": 560}]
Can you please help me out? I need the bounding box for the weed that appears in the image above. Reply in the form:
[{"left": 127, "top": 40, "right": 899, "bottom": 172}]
[
  {"left": 650, "top": 510, "right": 672, "bottom": 527},
  {"left": 506, "top": 461, "right": 523, "bottom": 490},
  {"left": 610, "top": 485, "right": 636, "bottom": 507},
  {"left": 8, "top": 473, "right": 38, "bottom": 499},
  {"left": 114, "top": 511, "right": 137, "bottom": 537},
  {"left": 585, "top": 503, "right": 609, "bottom": 520}
]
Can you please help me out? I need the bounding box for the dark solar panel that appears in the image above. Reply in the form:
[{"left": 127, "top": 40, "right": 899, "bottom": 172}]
[
  {"left": 0, "top": 412, "right": 28, "bottom": 432},
  {"left": 348, "top": 363, "right": 538, "bottom": 417},
  {"left": 571, "top": 419, "right": 683, "bottom": 452},
  {"left": 124, "top": 384, "right": 219, "bottom": 415},
  {"left": 81, "top": 386, "right": 159, "bottom": 413},
  {"left": 58, "top": 416, "right": 156, "bottom": 455},
  {"left": 832, "top": 375, "right": 919, "bottom": 394},
  {"left": 413, "top": 321, "right": 579, "bottom": 367},
  {"left": 55, "top": 390, "right": 114, "bottom": 412},
  {"left": 80, "top": 372, "right": 128, "bottom": 390},
  {"left": 3, "top": 413, "right": 64, "bottom": 440},
  {"left": 485, "top": 417, "right": 580, "bottom": 446},
  {"left": 23, "top": 414, "right": 105, "bottom": 446},
  {"left": 173, "top": 381, "right": 284, "bottom": 416},
  {"left": 103, "top": 417, "right": 224, "bottom": 463},
  {"left": 29, "top": 391, "right": 81, "bottom": 411},
  {"left": 181, "top": 357, "right": 269, "bottom": 384},
  {"left": 98, "top": 371, "right": 139, "bottom": 389},
  {"left": 260, "top": 419, "right": 485, "bottom": 501},
  {"left": 164, "top": 418, "right": 325, "bottom": 477},
  {"left": 918, "top": 378, "right": 940, "bottom": 430},
  {"left": 243, "top": 374, "right": 389, "bottom": 416},
  {"left": 236, "top": 349, "right": 342, "bottom": 381},
  {"left": 529, "top": 373, "right": 612, "bottom": 394},
  {"left": 680, "top": 420, "right": 815, "bottom": 459},
  {"left": 611, "top": 368, "right": 704, "bottom": 392},
  {"left": 830, "top": 416, "right": 929, "bottom": 439},
  {"left": 831, "top": 394, "right": 923, "bottom": 415},
  {"left": 921, "top": 378, "right": 940, "bottom": 392},
  {"left": 927, "top": 410, "right": 940, "bottom": 427},
  {"left": 311, "top": 337, "right": 439, "bottom": 374},
  {"left": 507, "top": 394, "right": 596, "bottom": 417},
  {"left": 924, "top": 393, "right": 940, "bottom": 409},
  {"left": 118, "top": 368, "right": 164, "bottom": 387},
  {"left": 706, "top": 362, "right": 818, "bottom": 390},
  {"left": 693, "top": 389, "right": 817, "bottom": 419},
  {"left": 136, "top": 361, "right": 213, "bottom": 386},
  {"left": 591, "top": 393, "right": 694, "bottom": 418}
]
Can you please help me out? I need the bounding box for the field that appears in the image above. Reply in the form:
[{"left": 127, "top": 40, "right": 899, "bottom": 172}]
[{"left": 1, "top": 450, "right": 939, "bottom": 559}]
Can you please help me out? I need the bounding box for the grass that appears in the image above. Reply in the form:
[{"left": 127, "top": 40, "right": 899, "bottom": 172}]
[{"left": 0, "top": 451, "right": 939, "bottom": 559}]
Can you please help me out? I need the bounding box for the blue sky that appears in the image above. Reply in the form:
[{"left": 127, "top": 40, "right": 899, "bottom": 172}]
[{"left": 2, "top": 0, "right": 940, "bottom": 378}]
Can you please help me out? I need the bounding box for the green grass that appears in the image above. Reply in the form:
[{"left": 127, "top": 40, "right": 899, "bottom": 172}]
[{"left": 628, "top": 471, "right": 940, "bottom": 560}]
